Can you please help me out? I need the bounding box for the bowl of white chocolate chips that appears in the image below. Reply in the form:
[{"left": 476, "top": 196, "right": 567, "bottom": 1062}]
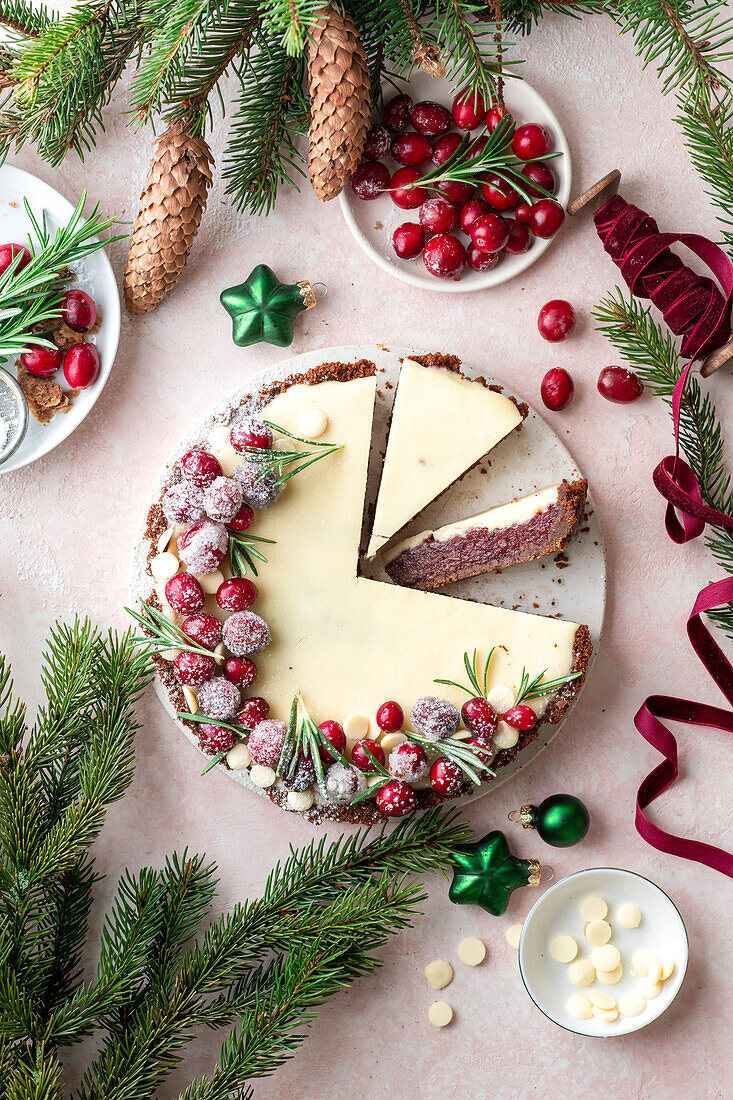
[{"left": 517, "top": 867, "right": 688, "bottom": 1036}]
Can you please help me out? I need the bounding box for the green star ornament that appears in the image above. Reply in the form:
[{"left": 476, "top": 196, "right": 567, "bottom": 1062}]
[
  {"left": 220, "top": 264, "right": 318, "bottom": 348},
  {"left": 448, "top": 829, "right": 543, "bottom": 916}
]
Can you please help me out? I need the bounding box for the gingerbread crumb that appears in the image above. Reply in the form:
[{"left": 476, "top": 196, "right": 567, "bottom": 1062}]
[{"left": 17, "top": 363, "right": 78, "bottom": 424}]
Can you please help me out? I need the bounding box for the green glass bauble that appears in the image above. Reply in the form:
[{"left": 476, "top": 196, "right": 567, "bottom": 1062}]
[
  {"left": 448, "top": 829, "right": 542, "bottom": 916},
  {"left": 220, "top": 264, "right": 317, "bottom": 348},
  {"left": 522, "top": 794, "right": 590, "bottom": 848}
]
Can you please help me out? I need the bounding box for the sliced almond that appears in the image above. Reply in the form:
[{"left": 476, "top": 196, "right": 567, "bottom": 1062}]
[
  {"left": 213, "top": 642, "right": 226, "bottom": 666},
  {"left": 157, "top": 525, "right": 175, "bottom": 555},
  {"left": 159, "top": 648, "right": 181, "bottom": 663},
  {"left": 182, "top": 685, "right": 198, "bottom": 714}
]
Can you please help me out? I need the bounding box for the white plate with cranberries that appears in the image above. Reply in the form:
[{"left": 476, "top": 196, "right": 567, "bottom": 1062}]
[
  {"left": 340, "top": 75, "right": 571, "bottom": 291},
  {"left": 0, "top": 165, "right": 120, "bottom": 473}
]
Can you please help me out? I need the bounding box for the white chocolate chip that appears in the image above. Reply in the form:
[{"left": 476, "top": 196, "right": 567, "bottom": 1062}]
[
  {"left": 506, "top": 923, "right": 523, "bottom": 949},
  {"left": 250, "top": 764, "right": 276, "bottom": 788},
  {"left": 638, "top": 978, "right": 663, "bottom": 999},
  {"left": 617, "top": 902, "right": 642, "bottom": 928},
  {"left": 287, "top": 789, "right": 315, "bottom": 812},
  {"left": 580, "top": 896, "right": 608, "bottom": 921},
  {"left": 425, "top": 959, "right": 453, "bottom": 990},
  {"left": 297, "top": 407, "right": 329, "bottom": 438},
  {"left": 631, "top": 949, "right": 655, "bottom": 977},
  {"left": 592, "top": 1005, "right": 618, "bottom": 1022},
  {"left": 182, "top": 685, "right": 198, "bottom": 714},
  {"left": 226, "top": 742, "right": 251, "bottom": 769},
  {"left": 592, "top": 944, "right": 621, "bottom": 973},
  {"left": 208, "top": 424, "right": 231, "bottom": 451},
  {"left": 659, "top": 953, "right": 675, "bottom": 980},
  {"left": 215, "top": 444, "right": 241, "bottom": 477},
  {"left": 550, "top": 935, "right": 578, "bottom": 963},
  {"left": 491, "top": 720, "right": 519, "bottom": 750},
  {"left": 585, "top": 919, "right": 612, "bottom": 946},
  {"left": 157, "top": 525, "right": 175, "bottom": 555},
  {"left": 487, "top": 685, "right": 514, "bottom": 713},
  {"left": 344, "top": 713, "right": 371, "bottom": 741},
  {"left": 379, "top": 732, "right": 407, "bottom": 754},
  {"left": 428, "top": 1001, "right": 453, "bottom": 1028},
  {"left": 588, "top": 990, "right": 616, "bottom": 1010},
  {"left": 458, "top": 937, "right": 486, "bottom": 966},
  {"left": 151, "top": 552, "right": 180, "bottom": 581},
  {"left": 618, "top": 992, "right": 646, "bottom": 1017},
  {"left": 196, "top": 570, "right": 224, "bottom": 594},
  {"left": 597, "top": 963, "right": 623, "bottom": 985},
  {"left": 568, "top": 958, "right": 595, "bottom": 987},
  {"left": 565, "top": 993, "right": 593, "bottom": 1020},
  {"left": 646, "top": 956, "right": 662, "bottom": 984}
]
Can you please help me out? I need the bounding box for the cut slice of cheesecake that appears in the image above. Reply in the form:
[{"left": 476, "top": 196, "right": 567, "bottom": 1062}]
[
  {"left": 384, "top": 479, "right": 588, "bottom": 589},
  {"left": 365, "top": 355, "right": 525, "bottom": 558}
]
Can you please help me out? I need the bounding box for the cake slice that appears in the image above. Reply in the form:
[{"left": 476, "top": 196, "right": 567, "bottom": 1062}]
[
  {"left": 384, "top": 479, "right": 587, "bottom": 589},
  {"left": 365, "top": 355, "right": 525, "bottom": 558}
]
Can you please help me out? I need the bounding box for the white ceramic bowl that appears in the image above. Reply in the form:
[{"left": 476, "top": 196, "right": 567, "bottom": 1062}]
[
  {"left": 339, "top": 74, "right": 571, "bottom": 292},
  {"left": 518, "top": 867, "right": 688, "bottom": 1037}
]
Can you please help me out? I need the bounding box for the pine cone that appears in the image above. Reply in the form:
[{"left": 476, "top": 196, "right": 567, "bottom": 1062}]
[
  {"left": 124, "top": 122, "right": 213, "bottom": 315},
  {"left": 308, "top": 5, "right": 370, "bottom": 201}
]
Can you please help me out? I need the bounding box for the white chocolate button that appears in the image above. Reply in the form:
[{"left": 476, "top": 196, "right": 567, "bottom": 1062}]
[
  {"left": 196, "top": 570, "right": 224, "bottom": 594},
  {"left": 597, "top": 963, "right": 623, "bottom": 985},
  {"left": 287, "top": 789, "right": 315, "bottom": 812},
  {"left": 157, "top": 525, "right": 175, "bottom": 554},
  {"left": 208, "top": 424, "right": 231, "bottom": 451},
  {"left": 151, "top": 552, "right": 179, "bottom": 580},
  {"left": 632, "top": 949, "right": 655, "bottom": 977},
  {"left": 568, "top": 958, "right": 595, "bottom": 987},
  {"left": 638, "top": 978, "right": 663, "bottom": 999},
  {"left": 580, "top": 896, "right": 608, "bottom": 921},
  {"left": 491, "top": 720, "right": 519, "bottom": 750},
  {"left": 592, "top": 1005, "right": 619, "bottom": 1022},
  {"left": 550, "top": 935, "right": 578, "bottom": 963},
  {"left": 181, "top": 685, "right": 198, "bottom": 714},
  {"left": 592, "top": 944, "right": 621, "bottom": 973},
  {"left": 646, "top": 956, "right": 662, "bottom": 984},
  {"left": 425, "top": 959, "right": 453, "bottom": 989},
  {"left": 458, "top": 937, "right": 486, "bottom": 966},
  {"left": 659, "top": 953, "right": 675, "bottom": 980},
  {"left": 428, "top": 1001, "right": 453, "bottom": 1028},
  {"left": 379, "top": 732, "right": 407, "bottom": 754},
  {"left": 297, "top": 407, "right": 329, "bottom": 438},
  {"left": 344, "top": 713, "right": 371, "bottom": 741},
  {"left": 250, "top": 764, "right": 276, "bottom": 788},
  {"left": 566, "top": 993, "right": 593, "bottom": 1020},
  {"left": 215, "top": 444, "right": 241, "bottom": 477},
  {"left": 617, "top": 902, "right": 642, "bottom": 929},
  {"left": 588, "top": 990, "right": 616, "bottom": 1010},
  {"left": 585, "top": 919, "right": 612, "bottom": 946},
  {"left": 618, "top": 992, "right": 646, "bottom": 1017},
  {"left": 506, "top": 923, "right": 523, "bottom": 949},
  {"left": 226, "top": 742, "right": 251, "bottom": 769},
  {"left": 486, "top": 685, "right": 514, "bottom": 713}
]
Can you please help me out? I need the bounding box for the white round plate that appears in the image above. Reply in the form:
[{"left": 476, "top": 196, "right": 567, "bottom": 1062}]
[
  {"left": 0, "top": 165, "right": 120, "bottom": 473},
  {"left": 518, "top": 867, "right": 689, "bottom": 1037},
  {"left": 340, "top": 77, "right": 571, "bottom": 292},
  {"left": 132, "top": 344, "right": 604, "bottom": 808}
]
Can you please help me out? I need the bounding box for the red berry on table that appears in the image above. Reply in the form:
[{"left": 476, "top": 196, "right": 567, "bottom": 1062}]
[
  {"left": 460, "top": 198, "right": 490, "bottom": 234},
  {"left": 198, "top": 723, "right": 235, "bottom": 754},
  {"left": 376, "top": 700, "right": 404, "bottom": 732},
  {"left": 181, "top": 612, "right": 223, "bottom": 650},
  {"left": 230, "top": 416, "right": 273, "bottom": 455},
  {"left": 466, "top": 245, "right": 500, "bottom": 272},
  {"left": 350, "top": 160, "right": 390, "bottom": 200},
  {"left": 521, "top": 161, "right": 556, "bottom": 198},
  {"left": 318, "top": 719, "right": 346, "bottom": 764},
  {"left": 392, "top": 222, "right": 425, "bottom": 259},
  {"left": 541, "top": 368, "right": 575, "bottom": 411},
  {"left": 382, "top": 93, "right": 412, "bottom": 133},
  {"left": 430, "top": 757, "right": 463, "bottom": 796},
  {"left": 538, "top": 299, "right": 575, "bottom": 342},
  {"left": 223, "top": 656, "right": 257, "bottom": 686},
  {"left": 481, "top": 173, "right": 519, "bottom": 212},
  {"left": 410, "top": 100, "right": 453, "bottom": 137},
  {"left": 486, "top": 104, "right": 512, "bottom": 132},
  {"left": 364, "top": 123, "right": 392, "bottom": 160},
  {"left": 437, "top": 179, "right": 474, "bottom": 205},
  {"left": 503, "top": 704, "right": 537, "bottom": 731},
  {"left": 503, "top": 219, "right": 532, "bottom": 255},
  {"left": 391, "top": 131, "right": 432, "bottom": 167},
  {"left": 181, "top": 449, "right": 222, "bottom": 488},
  {"left": 452, "top": 87, "right": 487, "bottom": 130},
  {"left": 512, "top": 122, "right": 551, "bottom": 160},
  {"left": 388, "top": 740, "right": 428, "bottom": 782},
  {"left": 228, "top": 503, "right": 255, "bottom": 532},
  {"left": 61, "top": 289, "right": 97, "bottom": 333},
  {"left": 432, "top": 132, "right": 462, "bottom": 167},
  {"left": 237, "top": 697, "right": 270, "bottom": 728},
  {"left": 515, "top": 201, "right": 532, "bottom": 224},
  {"left": 470, "top": 213, "right": 509, "bottom": 253},
  {"left": 247, "top": 718, "right": 287, "bottom": 766},
  {"left": 465, "top": 736, "right": 494, "bottom": 771},
  {"left": 461, "top": 697, "right": 498, "bottom": 738},
  {"left": 164, "top": 572, "right": 205, "bottom": 614},
  {"left": 63, "top": 343, "right": 99, "bottom": 388},
  {"left": 0, "top": 243, "right": 31, "bottom": 276},
  {"left": 216, "top": 577, "right": 258, "bottom": 612},
  {"left": 419, "top": 196, "right": 458, "bottom": 235},
  {"left": 423, "top": 233, "right": 466, "bottom": 279},
  {"left": 351, "top": 738, "right": 385, "bottom": 772},
  {"left": 597, "top": 365, "right": 644, "bottom": 404},
  {"left": 20, "top": 344, "right": 62, "bottom": 378},
  {"left": 174, "top": 650, "right": 216, "bottom": 686},
  {"left": 529, "top": 198, "right": 565, "bottom": 239},
  {"left": 377, "top": 779, "right": 417, "bottom": 817},
  {"left": 390, "top": 167, "right": 428, "bottom": 209}
]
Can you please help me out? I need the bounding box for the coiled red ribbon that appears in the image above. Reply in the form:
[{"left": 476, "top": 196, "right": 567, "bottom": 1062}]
[{"left": 594, "top": 196, "right": 733, "bottom": 876}]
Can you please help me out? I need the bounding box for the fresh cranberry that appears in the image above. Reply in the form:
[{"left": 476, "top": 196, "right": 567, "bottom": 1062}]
[
  {"left": 376, "top": 700, "right": 404, "bottom": 732},
  {"left": 538, "top": 299, "right": 575, "bottom": 342},
  {"left": 461, "top": 697, "right": 498, "bottom": 738},
  {"left": 164, "top": 572, "right": 205, "bottom": 614},
  {"left": 0, "top": 243, "right": 31, "bottom": 276},
  {"left": 515, "top": 201, "right": 532, "bottom": 224},
  {"left": 486, "top": 104, "right": 512, "bottom": 132},
  {"left": 20, "top": 344, "right": 61, "bottom": 377},
  {"left": 437, "top": 179, "right": 474, "bottom": 205},
  {"left": 503, "top": 220, "right": 531, "bottom": 254},
  {"left": 390, "top": 167, "right": 427, "bottom": 210},
  {"left": 410, "top": 100, "right": 452, "bottom": 137},
  {"left": 391, "top": 131, "right": 432, "bottom": 167},
  {"left": 466, "top": 736, "right": 494, "bottom": 771},
  {"left": 382, "top": 93, "right": 412, "bottom": 133},
  {"left": 61, "top": 289, "right": 97, "bottom": 333},
  {"left": 432, "top": 132, "right": 462, "bottom": 167},
  {"left": 468, "top": 135, "right": 488, "bottom": 159},
  {"left": 530, "top": 199, "right": 565, "bottom": 239},
  {"left": 181, "top": 449, "right": 222, "bottom": 488},
  {"left": 351, "top": 738, "right": 385, "bottom": 773},
  {"left": 597, "top": 365, "right": 644, "bottom": 404},
  {"left": 350, "top": 160, "right": 390, "bottom": 200},
  {"left": 216, "top": 577, "right": 258, "bottom": 612},
  {"left": 388, "top": 741, "right": 427, "bottom": 782},
  {"left": 467, "top": 245, "right": 500, "bottom": 272},
  {"left": 230, "top": 417, "right": 272, "bottom": 455},
  {"left": 521, "top": 161, "right": 556, "bottom": 198},
  {"left": 503, "top": 704, "right": 537, "bottom": 731},
  {"left": 392, "top": 222, "right": 425, "bottom": 259},
  {"left": 228, "top": 503, "right": 255, "bottom": 532},
  {"left": 470, "top": 213, "right": 509, "bottom": 253},
  {"left": 430, "top": 757, "right": 463, "bottom": 796},
  {"left": 198, "top": 723, "right": 235, "bottom": 754},
  {"left": 541, "top": 368, "right": 575, "bottom": 411},
  {"left": 512, "top": 122, "right": 551, "bottom": 160},
  {"left": 237, "top": 697, "right": 270, "bottom": 728},
  {"left": 419, "top": 196, "right": 458, "bottom": 235},
  {"left": 377, "top": 779, "right": 417, "bottom": 817},
  {"left": 452, "top": 87, "right": 487, "bottom": 129},
  {"left": 318, "top": 719, "right": 346, "bottom": 764},
  {"left": 364, "top": 123, "right": 392, "bottom": 160},
  {"left": 460, "top": 198, "right": 490, "bottom": 233},
  {"left": 63, "top": 343, "right": 99, "bottom": 388},
  {"left": 181, "top": 613, "right": 222, "bottom": 650},
  {"left": 423, "top": 233, "right": 466, "bottom": 278},
  {"left": 223, "top": 656, "right": 257, "bottom": 686},
  {"left": 481, "top": 173, "right": 519, "bottom": 211},
  {"left": 174, "top": 651, "right": 216, "bottom": 686}
]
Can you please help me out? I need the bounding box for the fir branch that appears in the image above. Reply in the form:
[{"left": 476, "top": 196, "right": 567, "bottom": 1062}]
[
  {"left": 676, "top": 86, "right": 733, "bottom": 254},
  {"left": 0, "top": 0, "right": 52, "bottom": 38},
  {"left": 262, "top": 0, "right": 324, "bottom": 56},
  {"left": 436, "top": 0, "right": 518, "bottom": 100}
]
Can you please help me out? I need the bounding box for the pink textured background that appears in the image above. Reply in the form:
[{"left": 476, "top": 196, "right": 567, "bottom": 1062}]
[{"left": 1, "top": 13, "right": 731, "bottom": 1099}]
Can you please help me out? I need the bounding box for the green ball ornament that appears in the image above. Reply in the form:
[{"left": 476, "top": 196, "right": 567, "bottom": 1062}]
[
  {"left": 220, "top": 264, "right": 321, "bottom": 348},
  {"left": 448, "top": 829, "right": 550, "bottom": 916},
  {"left": 513, "top": 793, "right": 590, "bottom": 848}
]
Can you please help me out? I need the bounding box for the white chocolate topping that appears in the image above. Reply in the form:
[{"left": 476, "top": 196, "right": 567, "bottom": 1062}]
[{"left": 297, "top": 407, "right": 328, "bottom": 438}]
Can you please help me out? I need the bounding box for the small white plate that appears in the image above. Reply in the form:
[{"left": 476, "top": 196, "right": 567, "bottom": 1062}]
[
  {"left": 518, "top": 867, "right": 688, "bottom": 1037},
  {"left": 0, "top": 165, "right": 120, "bottom": 473},
  {"left": 339, "top": 75, "right": 571, "bottom": 292}
]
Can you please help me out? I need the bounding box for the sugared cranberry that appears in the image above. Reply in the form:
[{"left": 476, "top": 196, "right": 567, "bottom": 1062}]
[
  {"left": 461, "top": 697, "right": 498, "bottom": 738},
  {"left": 376, "top": 700, "right": 404, "bottom": 732},
  {"left": 216, "top": 577, "right": 258, "bottom": 612},
  {"left": 391, "top": 131, "right": 432, "bottom": 166},
  {"left": 486, "top": 104, "right": 512, "bottom": 133},
  {"left": 538, "top": 299, "right": 575, "bottom": 342},
  {"left": 423, "top": 233, "right": 465, "bottom": 279},
  {"left": 234, "top": 462, "right": 283, "bottom": 510},
  {"left": 181, "top": 612, "right": 222, "bottom": 650},
  {"left": 392, "top": 222, "right": 425, "bottom": 259},
  {"left": 350, "top": 160, "right": 390, "bottom": 200},
  {"left": 222, "top": 610, "right": 270, "bottom": 656},
  {"left": 63, "top": 343, "right": 99, "bottom": 388},
  {"left": 529, "top": 199, "right": 565, "bottom": 239},
  {"left": 521, "top": 161, "right": 556, "bottom": 198},
  {"left": 227, "top": 503, "right": 255, "bottom": 532},
  {"left": 20, "top": 344, "right": 61, "bottom": 378},
  {"left": 174, "top": 650, "right": 216, "bottom": 686},
  {"left": 465, "top": 736, "right": 494, "bottom": 772},
  {"left": 460, "top": 198, "right": 490, "bottom": 233},
  {"left": 177, "top": 520, "right": 228, "bottom": 574},
  {"left": 430, "top": 757, "right": 463, "bottom": 796},
  {"left": 165, "top": 572, "right": 205, "bottom": 614},
  {"left": 410, "top": 696, "right": 459, "bottom": 740},
  {"left": 61, "top": 289, "right": 97, "bottom": 333},
  {"left": 481, "top": 173, "right": 519, "bottom": 211},
  {"left": 541, "top": 368, "right": 575, "bottom": 411},
  {"left": 503, "top": 704, "right": 537, "bottom": 730},
  {"left": 432, "top": 132, "right": 462, "bottom": 167},
  {"left": 515, "top": 201, "right": 532, "bottom": 224},
  {"left": 197, "top": 676, "right": 241, "bottom": 720},
  {"left": 390, "top": 167, "right": 427, "bottom": 210},
  {"left": 377, "top": 779, "right": 417, "bottom": 817},
  {"left": 223, "top": 656, "right": 257, "bottom": 686},
  {"left": 162, "top": 482, "right": 205, "bottom": 525},
  {"left": 503, "top": 220, "right": 531, "bottom": 255},
  {"left": 419, "top": 196, "right": 458, "bottom": 235},
  {"left": 470, "top": 213, "right": 509, "bottom": 253},
  {"left": 364, "top": 123, "right": 392, "bottom": 160},
  {"left": 437, "top": 179, "right": 474, "bottom": 204},
  {"left": 181, "top": 449, "right": 222, "bottom": 488},
  {"left": 248, "top": 719, "right": 286, "bottom": 767},
  {"left": 230, "top": 416, "right": 273, "bottom": 455},
  {"left": 388, "top": 741, "right": 427, "bottom": 783},
  {"left": 325, "top": 761, "right": 366, "bottom": 803},
  {"left": 351, "top": 738, "right": 385, "bottom": 773},
  {"left": 452, "top": 87, "right": 487, "bottom": 130},
  {"left": 198, "top": 723, "right": 235, "bottom": 754},
  {"left": 410, "top": 100, "right": 452, "bottom": 137},
  {"left": 203, "top": 476, "right": 243, "bottom": 523},
  {"left": 597, "top": 365, "right": 644, "bottom": 404},
  {"left": 237, "top": 697, "right": 270, "bottom": 728},
  {"left": 0, "top": 243, "right": 31, "bottom": 276},
  {"left": 318, "top": 719, "right": 346, "bottom": 764},
  {"left": 512, "top": 122, "right": 551, "bottom": 160},
  {"left": 382, "top": 93, "right": 412, "bottom": 133},
  {"left": 467, "top": 245, "right": 500, "bottom": 272},
  {"left": 282, "top": 752, "right": 316, "bottom": 792}
]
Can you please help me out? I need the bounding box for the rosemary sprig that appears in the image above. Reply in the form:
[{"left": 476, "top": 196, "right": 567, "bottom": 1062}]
[
  {"left": 125, "top": 603, "right": 222, "bottom": 661},
  {"left": 246, "top": 419, "right": 342, "bottom": 488},
  {"left": 349, "top": 743, "right": 393, "bottom": 805},
  {"left": 435, "top": 647, "right": 496, "bottom": 699},
  {"left": 228, "top": 531, "right": 275, "bottom": 578},
  {"left": 277, "top": 692, "right": 352, "bottom": 791},
  {"left": 514, "top": 667, "right": 582, "bottom": 705},
  {"left": 409, "top": 730, "right": 494, "bottom": 787},
  {"left": 174, "top": 712, "right": 254, "bottom": 775}
]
